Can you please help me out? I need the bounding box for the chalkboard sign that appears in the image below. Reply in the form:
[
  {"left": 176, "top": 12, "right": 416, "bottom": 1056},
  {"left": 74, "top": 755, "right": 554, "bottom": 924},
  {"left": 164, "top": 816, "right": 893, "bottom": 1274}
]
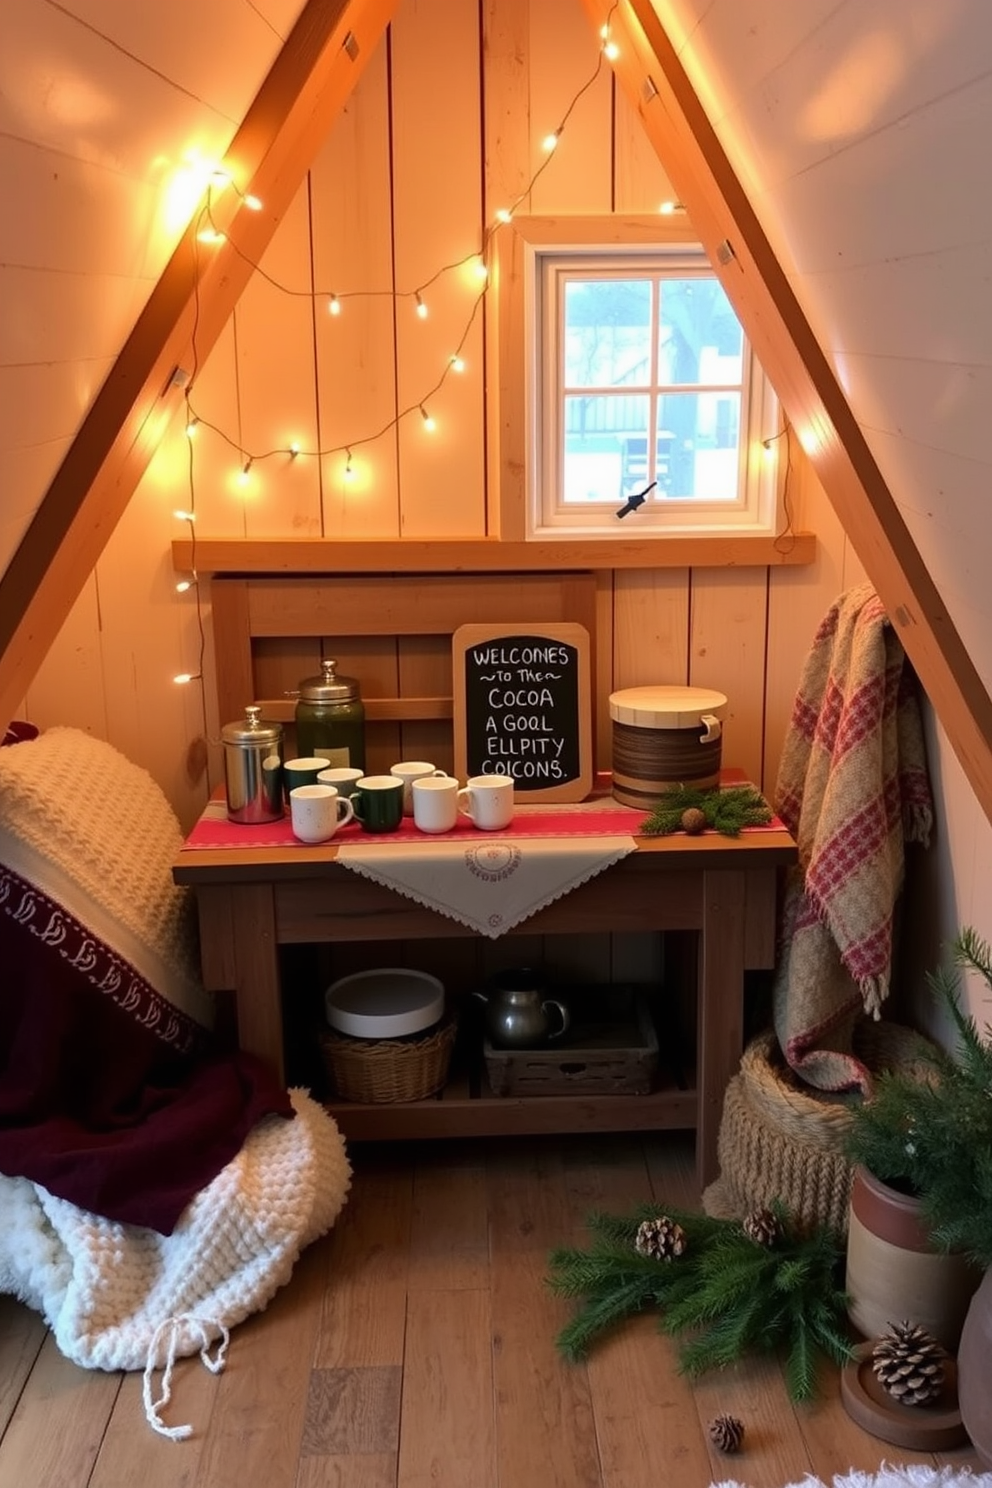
[{"left": 452, "top": 623, "right": 593, "bottom": 803}]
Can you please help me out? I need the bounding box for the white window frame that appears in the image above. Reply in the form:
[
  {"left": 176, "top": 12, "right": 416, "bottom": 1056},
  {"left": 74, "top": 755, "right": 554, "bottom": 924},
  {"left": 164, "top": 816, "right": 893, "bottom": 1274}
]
[{"left": 519, "top": 229, "right": 781, "bottom": 541}]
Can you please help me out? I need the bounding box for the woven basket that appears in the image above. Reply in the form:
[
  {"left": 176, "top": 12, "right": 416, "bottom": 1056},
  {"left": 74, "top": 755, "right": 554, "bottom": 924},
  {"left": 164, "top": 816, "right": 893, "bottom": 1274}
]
[
  {"left": 320, "top": 1014, "right": 457, "bottom": 1104},
  {"left": 704, "top": 1021, "right": 934, "bottom": 1237}
]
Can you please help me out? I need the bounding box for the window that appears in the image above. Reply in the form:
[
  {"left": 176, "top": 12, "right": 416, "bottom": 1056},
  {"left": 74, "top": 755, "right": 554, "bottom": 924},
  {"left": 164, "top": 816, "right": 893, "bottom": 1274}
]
[{"left": 511, "top": 222, "right": 781, "bottom": 539}]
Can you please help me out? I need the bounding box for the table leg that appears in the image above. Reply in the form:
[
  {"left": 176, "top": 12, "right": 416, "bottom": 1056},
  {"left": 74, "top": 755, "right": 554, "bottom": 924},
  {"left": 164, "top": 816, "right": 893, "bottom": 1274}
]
[
  {"left": 696, "top": 868, "right": 746, "bottom": 1190},
  {"left": 229, "top": 882, "right": 285, "bottom": 1086}
]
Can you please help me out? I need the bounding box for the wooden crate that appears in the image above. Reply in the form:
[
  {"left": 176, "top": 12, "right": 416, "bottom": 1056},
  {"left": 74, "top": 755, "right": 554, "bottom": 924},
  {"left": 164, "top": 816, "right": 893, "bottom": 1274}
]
[{"left": 483, "top": 987, "right": 659, "bottom": 1097}]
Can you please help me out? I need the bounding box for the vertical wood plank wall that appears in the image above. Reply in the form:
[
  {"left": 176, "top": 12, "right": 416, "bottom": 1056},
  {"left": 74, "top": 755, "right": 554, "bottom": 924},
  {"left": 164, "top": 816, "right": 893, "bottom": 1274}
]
[{"left": 21, "top": 0, "right": 859, "bottom": 833}]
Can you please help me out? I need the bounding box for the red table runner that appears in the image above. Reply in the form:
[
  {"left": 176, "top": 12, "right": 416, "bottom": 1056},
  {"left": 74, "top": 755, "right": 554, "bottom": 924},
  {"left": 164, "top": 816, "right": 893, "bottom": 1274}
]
[{"left": 183, "top": 798, "right": 651, "bottom": 850}]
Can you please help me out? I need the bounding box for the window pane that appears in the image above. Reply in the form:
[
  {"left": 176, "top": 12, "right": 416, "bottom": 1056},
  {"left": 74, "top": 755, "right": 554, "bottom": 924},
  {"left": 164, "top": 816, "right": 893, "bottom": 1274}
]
[
  {"left": 658, "top": 279, "right": 743, "bottom": 386},
  {"left": 563, "top": 280, "right": 651, "bottom": 388},
  {"left": 657, "top": 392, "right": 742, "bottom": 499},
  {"left": 563, "top": 393, "right": 649, "bottom": 502}
]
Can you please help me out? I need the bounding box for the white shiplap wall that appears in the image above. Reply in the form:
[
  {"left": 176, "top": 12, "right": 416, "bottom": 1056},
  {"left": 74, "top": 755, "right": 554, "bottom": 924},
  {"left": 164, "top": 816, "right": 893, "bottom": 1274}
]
[
  {"left": 655, "top": 0, "right": 992, "bottom": 1014},
  {"left": 0, "top": 0, "right": 307, "bottom": 577}
]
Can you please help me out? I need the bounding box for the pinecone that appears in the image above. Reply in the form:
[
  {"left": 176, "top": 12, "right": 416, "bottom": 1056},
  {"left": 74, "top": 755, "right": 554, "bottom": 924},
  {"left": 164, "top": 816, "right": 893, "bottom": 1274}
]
[
  {"left": 708, "top": 1414, "right": 745, "bottom": 1453},
  {"left": 634, "top": 1215, "right": 687, "bottom": 1261},
  {"left": 871, "top": 1321, "right": 946, "bottom": 1406},
  {"left": 680, "top": 807, "right": 707, "bottom": 835},
  {"left": 742, "top": 1207, "right": 781, "bottom": 1248}
]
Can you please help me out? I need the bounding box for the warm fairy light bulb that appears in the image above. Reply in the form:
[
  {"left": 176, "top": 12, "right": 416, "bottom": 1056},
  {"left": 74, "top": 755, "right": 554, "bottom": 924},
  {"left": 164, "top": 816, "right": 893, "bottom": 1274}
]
[
  {"left": 197, "top": 226, "right": 225, "bottom": 244},
  {"left": 173, "top": 508, "right": 195, "bottom": 523},
  {"left": 210, "top": 169, "right": 231, "bottom": 186},
  {"left": 450, "top": 355, "right": 465, "bottom": 373},
  {"left": 289, "top": 441, "right": 301, "bottom": 457},
  {"left": 343, "top": 450, "right": 355, "bottom": 481},
  {"left": 659, "top": 200, "right": 678, "bottom": 215},
  {"left": 420, "top": 406, "right": 436, "bottom": 433},
  {"left": 328, "top": 294, "right": 341, "bottom": 315},
  {"left": 185, "top": 418, "right": 199, "bottom": 438},
  {"left": 236, "top": 457, "right": 253, "bottom": 486},
  {"left": 474, "top": 260, "right": 488, "bottom": 282},
  {"left": 603, "top": 40, "right": 619, "bottom": 60},
  {"left": 243, "top": 193, "right": 262, "bottom": 211},
  {"left": 415, "top": 293, "right": 428, "bottom": 319},
  {"left": 542, "top": 131, "right": 561, "bottom": 153},
  {"left": 495, "top": 207, "right": 513, "bottom": 224},
  {"left": 173, "top": 672, "right": 196, "bottom": 685},
  {"left": 762, "top": 439, "right": 776, "bottom": 462},
  {"left": 175, "top": 578, "right": 193, "bottom": 593}
]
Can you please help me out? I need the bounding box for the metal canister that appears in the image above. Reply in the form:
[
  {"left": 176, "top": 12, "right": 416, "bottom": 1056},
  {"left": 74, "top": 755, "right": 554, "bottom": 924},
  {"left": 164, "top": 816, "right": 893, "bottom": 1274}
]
[
  {"left": 294, "top": 658, "right": 366, "bottom": 771},
  {"left": 221, "top": 705, "right": 284, "bottom": 823}
]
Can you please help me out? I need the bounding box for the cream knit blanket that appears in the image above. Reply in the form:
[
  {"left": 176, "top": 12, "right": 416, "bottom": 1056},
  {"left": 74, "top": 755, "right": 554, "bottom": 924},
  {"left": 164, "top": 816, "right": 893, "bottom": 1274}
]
[
  {"left": 0, "top": 725, "right": 211, "bottom": 1027},
  {"left": 0, "top": 1089, "right": 351, "bottom": 1439}
]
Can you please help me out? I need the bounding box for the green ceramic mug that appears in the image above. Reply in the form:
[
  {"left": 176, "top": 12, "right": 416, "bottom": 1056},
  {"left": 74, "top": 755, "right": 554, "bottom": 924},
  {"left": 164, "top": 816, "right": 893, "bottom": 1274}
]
[
  {"left": 353, "top": 774, "right": 405, "bottom": 833},
  {"left": 283, "top": 756, "right": 329, "bottom": 802}
]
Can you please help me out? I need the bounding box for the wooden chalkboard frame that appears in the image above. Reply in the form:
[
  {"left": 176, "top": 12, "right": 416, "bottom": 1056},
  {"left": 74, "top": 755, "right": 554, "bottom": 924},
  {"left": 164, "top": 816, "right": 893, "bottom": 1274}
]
[{"left": 452, "top": 622, "right": 593, "bottom": 803}]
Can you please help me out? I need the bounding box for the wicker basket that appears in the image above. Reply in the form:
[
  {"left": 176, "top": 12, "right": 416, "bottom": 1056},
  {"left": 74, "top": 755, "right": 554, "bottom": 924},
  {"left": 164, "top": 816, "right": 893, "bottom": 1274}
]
[
  {"left": 704, "top": 1021, "right": 934, "bottom": 1237},
  {"left": 320, "top": 1014, "right": 457, "bottom": 1104}
]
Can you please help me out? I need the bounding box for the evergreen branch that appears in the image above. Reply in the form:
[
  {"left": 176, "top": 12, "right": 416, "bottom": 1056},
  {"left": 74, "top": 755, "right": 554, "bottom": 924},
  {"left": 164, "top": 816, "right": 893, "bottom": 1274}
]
[
  {"left": 555, "top": 1276, "right": 659, "bottom": 1361},
  {"left": 784, "top": 1316, "right": 817, "bottom": 1402},
  {"left": 547, "top": 1201, "right": 850, "bottom": 1400},
  {"left": 640, "top": 785, "right": 772, "bottom": 838}
]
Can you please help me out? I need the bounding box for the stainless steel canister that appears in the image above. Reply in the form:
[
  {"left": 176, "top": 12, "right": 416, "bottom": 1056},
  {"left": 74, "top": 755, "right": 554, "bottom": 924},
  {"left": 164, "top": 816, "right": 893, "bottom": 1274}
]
[{"left": 221, "top": 705, "right": 284, "bottom": 823}]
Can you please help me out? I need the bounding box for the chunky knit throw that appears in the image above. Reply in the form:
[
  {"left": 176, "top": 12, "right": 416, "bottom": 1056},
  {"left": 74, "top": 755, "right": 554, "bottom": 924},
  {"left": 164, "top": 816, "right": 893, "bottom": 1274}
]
[
  {"left": 0, "top": 1088, "right": 351, "bottom": 1439},
  {"left": 772, "top": 585, "right": 933, "bottom": 1092}
]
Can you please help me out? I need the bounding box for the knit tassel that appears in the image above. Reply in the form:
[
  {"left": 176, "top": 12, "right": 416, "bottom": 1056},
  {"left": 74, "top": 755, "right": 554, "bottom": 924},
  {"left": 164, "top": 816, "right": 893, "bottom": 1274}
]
[{"left": 142, "top": 1315, "right": 230, "bottom": 1441}]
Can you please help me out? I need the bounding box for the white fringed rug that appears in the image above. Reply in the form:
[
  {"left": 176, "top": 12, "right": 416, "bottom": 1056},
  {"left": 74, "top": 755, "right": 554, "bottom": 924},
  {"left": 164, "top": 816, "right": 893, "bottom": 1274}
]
[{"left": 711, "top": 1467, "right": 992, "bottom": 1488}]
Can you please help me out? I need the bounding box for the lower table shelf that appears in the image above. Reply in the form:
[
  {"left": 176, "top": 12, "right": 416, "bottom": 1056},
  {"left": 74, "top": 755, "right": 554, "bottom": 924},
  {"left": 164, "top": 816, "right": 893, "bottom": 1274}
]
[{"left": 324, "top": 1082, "right": 699, "bottom": 1141}]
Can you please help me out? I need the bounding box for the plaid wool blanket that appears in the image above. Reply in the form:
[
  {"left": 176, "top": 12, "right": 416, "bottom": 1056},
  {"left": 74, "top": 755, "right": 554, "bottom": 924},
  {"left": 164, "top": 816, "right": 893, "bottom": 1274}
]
[{"left": 772, "top": 584, "right": 933, "bottom": 1092}]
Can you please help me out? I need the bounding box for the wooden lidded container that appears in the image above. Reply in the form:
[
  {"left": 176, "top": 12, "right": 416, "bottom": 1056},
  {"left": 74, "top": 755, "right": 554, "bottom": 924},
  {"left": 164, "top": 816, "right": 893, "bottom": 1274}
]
[{"left": 608, "top": 685, "right": 727, "bottom": 808}]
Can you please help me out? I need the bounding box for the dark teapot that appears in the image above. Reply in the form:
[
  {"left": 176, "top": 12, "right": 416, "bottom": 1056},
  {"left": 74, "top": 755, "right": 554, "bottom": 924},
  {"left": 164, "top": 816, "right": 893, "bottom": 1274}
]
[{"left": 473, "top": 967, "right": 571, "bottom": 1049}]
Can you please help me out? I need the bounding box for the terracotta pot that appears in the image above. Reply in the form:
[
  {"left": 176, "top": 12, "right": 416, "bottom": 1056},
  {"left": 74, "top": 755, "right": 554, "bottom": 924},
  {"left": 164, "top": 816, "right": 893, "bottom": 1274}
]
[
  {"left": 958, "top": 1265, "right": 992, "bottom": 1466},
  {"left": 845, "top": 1166, "right": 981, "bottom": 1351}
]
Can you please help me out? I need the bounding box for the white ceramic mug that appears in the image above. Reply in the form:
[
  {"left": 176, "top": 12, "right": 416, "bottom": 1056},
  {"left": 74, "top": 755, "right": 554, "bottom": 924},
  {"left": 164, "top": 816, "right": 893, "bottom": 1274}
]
[
  {"left": 411, "top": 774, "right": 459, "bottom": 834},
  {"left": 317, "top": 766, "right": 364, "bottom": 798},
  {"left": 289, "top": 783, "right": 355, "bottom": 843},
  {"left": 456, "top": 773, "right": 515, "bottom": 830},
  {"left": 390, "top": 760, "right": 449, "bottom": 814}
]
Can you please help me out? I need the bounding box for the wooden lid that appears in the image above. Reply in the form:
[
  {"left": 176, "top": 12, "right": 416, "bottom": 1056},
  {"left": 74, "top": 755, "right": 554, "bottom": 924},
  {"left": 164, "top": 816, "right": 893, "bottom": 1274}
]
[{"left": 608, "top": 685, "right": 727, "bottom": 729}]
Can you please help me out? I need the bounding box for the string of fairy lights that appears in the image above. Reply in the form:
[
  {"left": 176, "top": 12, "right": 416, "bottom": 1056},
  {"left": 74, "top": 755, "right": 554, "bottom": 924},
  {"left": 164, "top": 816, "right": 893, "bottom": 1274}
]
[{"left": 170, "top": 4, "right": 639, "bottom": 690}]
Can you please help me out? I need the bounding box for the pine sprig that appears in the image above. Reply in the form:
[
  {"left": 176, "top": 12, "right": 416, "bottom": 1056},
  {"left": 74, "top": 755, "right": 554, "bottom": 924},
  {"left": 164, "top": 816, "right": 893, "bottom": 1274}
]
[
  {"left": 547, "top": 1202, "right": 853, "bottom": 1400},
  {"left": 842, "top": 925, "right": 992, "bottom": 1270},
  {"left": 639, "top": 784, "right": 773, "bottom": 838}
]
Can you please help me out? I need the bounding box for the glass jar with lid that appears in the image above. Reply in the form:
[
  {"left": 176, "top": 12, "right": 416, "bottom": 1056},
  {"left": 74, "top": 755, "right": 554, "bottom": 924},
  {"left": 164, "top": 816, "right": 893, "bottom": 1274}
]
[{"left": 294, "top": 658, "right": 366, "bottom": 771}]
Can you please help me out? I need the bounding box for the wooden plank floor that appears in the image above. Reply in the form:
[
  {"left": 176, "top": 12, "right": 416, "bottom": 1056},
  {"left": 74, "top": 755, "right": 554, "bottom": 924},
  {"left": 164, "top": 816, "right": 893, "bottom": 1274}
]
[{"left": 0, "top": 1131, "right": 985, "bottom": 1487}]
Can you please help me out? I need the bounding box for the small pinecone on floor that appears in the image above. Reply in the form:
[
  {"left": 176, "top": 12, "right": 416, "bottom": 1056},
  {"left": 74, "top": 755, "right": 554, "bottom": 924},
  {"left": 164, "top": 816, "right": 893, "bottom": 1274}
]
[
  {"left": 634, "top": 1215, "right": 687, "bottom": 1261},
  {"left": 742, "top": 1207, "right": 781, "bottom": 1248},
  {"left": 871, "top": 1321, "right": 946, "bottom": 1406},
  {"left": 708, "top": 1414, "right": 745, "bottom": 1453}
]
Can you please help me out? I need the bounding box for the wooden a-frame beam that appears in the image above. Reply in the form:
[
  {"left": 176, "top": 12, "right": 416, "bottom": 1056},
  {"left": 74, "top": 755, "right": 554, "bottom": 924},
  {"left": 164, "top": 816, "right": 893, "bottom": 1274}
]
[
  {"left": 0, "top": 0, "right": 397, "bottom": 733},
  {"left": 578, "top": 0, "right": 992, "bottom": 824}
]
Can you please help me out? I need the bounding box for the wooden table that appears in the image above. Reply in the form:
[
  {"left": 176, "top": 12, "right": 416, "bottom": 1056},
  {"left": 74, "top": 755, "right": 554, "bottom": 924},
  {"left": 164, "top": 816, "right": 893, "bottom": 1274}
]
[{"left": 174, "top": 813, "right": 796, "bottom": 1188}]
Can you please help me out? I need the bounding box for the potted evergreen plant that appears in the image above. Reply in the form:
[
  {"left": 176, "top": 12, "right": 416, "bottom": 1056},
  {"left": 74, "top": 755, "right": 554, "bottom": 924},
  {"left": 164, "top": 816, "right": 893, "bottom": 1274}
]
[{"left": 842, "top": 928, "right": 992, "bottom": 1461}]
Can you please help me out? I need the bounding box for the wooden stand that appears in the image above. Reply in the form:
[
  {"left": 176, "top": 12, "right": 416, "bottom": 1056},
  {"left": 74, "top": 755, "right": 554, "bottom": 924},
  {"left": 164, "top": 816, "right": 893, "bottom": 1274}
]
[
  {"left": 173, "top": 816, "right": 796, "bottom": 1188},
  {"left": 840, "top": 1343, "right": 967, "bottom": 1450}
]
